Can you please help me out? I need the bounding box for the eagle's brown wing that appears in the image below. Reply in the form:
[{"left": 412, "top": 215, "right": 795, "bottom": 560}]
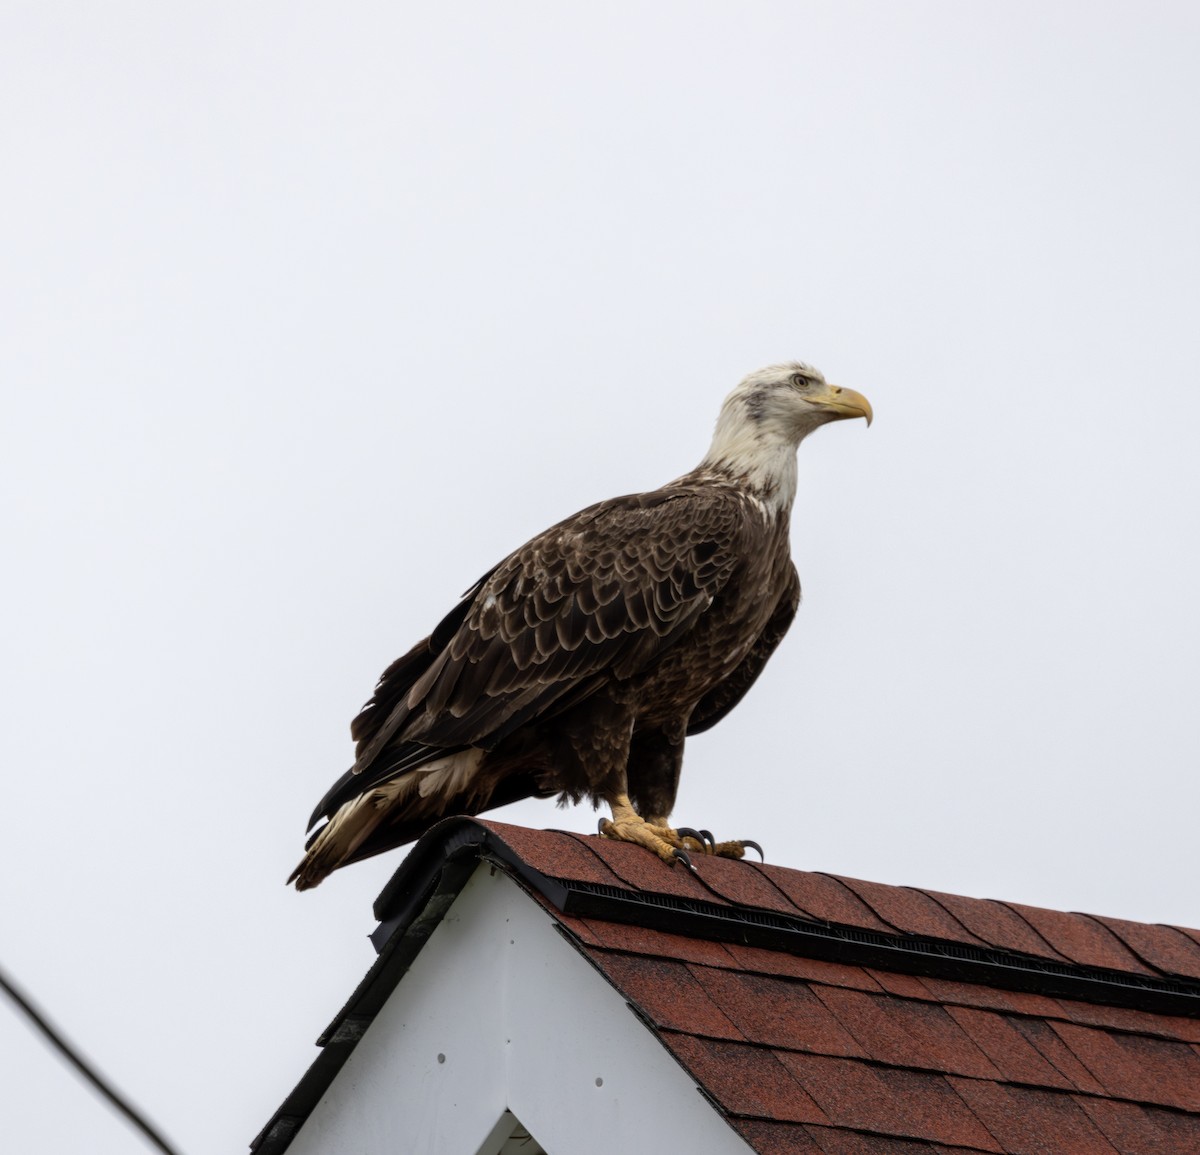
[
  {"left": 687, "top": 561, "right": 800, "bottom": 734},
  {"left": 310, "top": 486, "right": 747, "bottom": 826}
]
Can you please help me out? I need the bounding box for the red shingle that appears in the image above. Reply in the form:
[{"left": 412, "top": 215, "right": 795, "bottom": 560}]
[
  {"left": 829, "top": 877, "right": 989, "bottom": 946},
  {"left": 752, "top": 865, "right": 896, "bottom": 931},
  {"left": 1142, "top": 1104, "right": 1200, "bottom": 1152},
  {"left": 1088, "top": 915, "right": 1200, "bottom": 980},
  {"left": 1051, "top": 995, "right": 1200, "bottom": 1044},
  {"left": 481, "top": 822, "right": 630, "bottom": 888},
  {"left": 864, "top": 970, "right": 934, "bottom": 1000},
  {"left": 804, "top": 1126, "right": 947, "bottom": 1154},
  {"left": 773, "top": 1053, "right": 1002, "bottom": 1150},
  {"left": 948, "top": 1080, "right": 1121, "bottom": 1155},
  {"left": 719, "top": 943, "right": 885, "bottom": 992},
  {"left": 661, "top": 1034, "right": 829, "bottom": 1124},
  {"left": 690, "top": 967, "right": 865, "bottom": 1057},
  {"left": 944, "top": 1006, "right": 1076, "bottom": 1089},
  {"left": 686, "top": 854, "right": 812, "bottom": 915},
  {"left": 812, "top": 986, "right": 1000, "bottom": 1079},
  {"left": 583, "top": 951, "right": 744, "bottom": 1040},
  {"left": 1168, "top": 923, "right": 1200, "bottom": 951},
  {"left": 571, "top": 917, "right": 739, "bottom": 968},
  {"left": 1008, "top": 1018, "right": 1106, "bottom": 1094},
  {"left": 872, "top": 1068, "right": 1006, "bottom": 1152},
  {"left": 919, "top": 889, "right": 1071, "bottom": 962},
  {"left": 1048, "top": 1021, "right": 1200, "bottom": 1111},
  {"left": 731, "top": 1119, "right": 824, "bottom": 1154},
  {"left": 916, "top": 975, "right": 1066, "bottom": 1020},
  {"left": 1077, "top": 1097, "right": 1200, "bottom": 1153},
  {"left": 567, "top": 832, "right": 734, "bottom": 903},
  {"left": 999, "top": 901, "right": 1156, "bottom": 975}
]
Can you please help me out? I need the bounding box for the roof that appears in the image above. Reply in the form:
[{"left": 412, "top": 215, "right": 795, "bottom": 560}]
[{"left": 256, "top": 819, "right": 1200, "bottom": 1153}]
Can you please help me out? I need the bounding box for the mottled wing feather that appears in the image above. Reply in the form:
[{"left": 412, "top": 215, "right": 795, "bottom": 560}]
[
  {"left": 309, "top": 486, "right": 747, "bottom": 830},
  {"left": 399, "top": 488, "right": 744, "bottom": 748},
  {"left": 686, "top": 561, "right": 801, "bottom": 735}
]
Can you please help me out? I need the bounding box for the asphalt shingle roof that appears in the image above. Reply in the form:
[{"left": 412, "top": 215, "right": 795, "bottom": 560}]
[
  {"left": 257, "top": 818, "right": 1200, "bottom": 1153},
  {"left": 475, "top": 821, "right": 1200, "bottom": 1153}
]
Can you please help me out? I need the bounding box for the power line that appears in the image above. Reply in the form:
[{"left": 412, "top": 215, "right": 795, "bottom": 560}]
[{"left": 0, "top": 963, "right": 182, "bottom": 1155}]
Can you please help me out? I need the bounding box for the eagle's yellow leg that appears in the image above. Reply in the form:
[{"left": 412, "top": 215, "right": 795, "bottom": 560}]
[
  {"left": 599, "top": 795, "right": 693, "bottom": 864},
  {"left": 644, "top": 816, "right": 720, "bottom": 856}
]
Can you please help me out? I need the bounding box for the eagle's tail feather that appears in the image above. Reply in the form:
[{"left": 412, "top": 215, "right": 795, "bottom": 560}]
[
  {"left": 289, "top": 773, "right": 419, "bottom": 891},
  {"left": 288, "top": 749, "right": 486, "bottom": 890}
]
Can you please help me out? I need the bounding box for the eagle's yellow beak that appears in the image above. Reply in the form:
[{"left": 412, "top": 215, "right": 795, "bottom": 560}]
[{"left": 812, "top": 384, "right": 873, "bottom": 427}]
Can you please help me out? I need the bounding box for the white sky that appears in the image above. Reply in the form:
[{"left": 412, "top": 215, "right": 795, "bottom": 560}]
[{"left": 2, "top": 3, "right": 1198, "bottom": 1152}]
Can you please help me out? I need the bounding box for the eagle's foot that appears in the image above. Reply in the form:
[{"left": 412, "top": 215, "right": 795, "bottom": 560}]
[
  {"left": 709, "top": 838, "right": 765, "bottom": 861},
  {"left": 644, "top": 817, "right": 724, "bottom": 859},
  {"left": 649, "top": 818, "right": 764, "bottom": 861},
  {"left": 598, "top": 797, "right": 762, "bottom": 866},
  {"left": 676, "top": 826, "right": 714, "bottom": 852},
  {"left": 598, "top": 812, "right": 690, "bottom": 866}
]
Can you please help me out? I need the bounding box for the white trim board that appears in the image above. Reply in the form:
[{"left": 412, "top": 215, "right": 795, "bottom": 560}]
[{"left": 286, "top": 865, "right": 752, "bottom": 1155}]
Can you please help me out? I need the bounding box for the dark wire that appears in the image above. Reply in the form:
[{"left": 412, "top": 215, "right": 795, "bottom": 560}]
[{"left": 0, "top": 963, "right": 182, "bottom": 1155}]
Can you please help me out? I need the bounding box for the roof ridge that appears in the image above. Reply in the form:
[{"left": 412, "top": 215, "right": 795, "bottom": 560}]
[
  {"left": 809, "top": 871, "right": 915, "bottom": 936},
  {"left": 914, "top": 885, "right": 1034, "bottom": 954},
  {"left": 544, "top": 875, "right": 1200, "bottom": 1009},
  {"left": 366, "top": 820, "right": 1200, "bottom": 1019},
  {"left": 741, "top": 859, "right": 819, "bottom": 916},
  {"left": 480, "top": 820, "right": 1200, "bottom": 975},
  {"left": 1090, "top": 910, "right": 1171, "bottom": 968}
]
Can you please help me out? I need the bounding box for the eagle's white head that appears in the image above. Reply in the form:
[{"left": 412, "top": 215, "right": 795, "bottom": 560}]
[{"left": 699, "top": 361, "right": 872, "bottom": 510}]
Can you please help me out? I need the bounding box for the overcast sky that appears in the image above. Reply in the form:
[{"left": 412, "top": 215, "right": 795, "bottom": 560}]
[{"left": 3, "top": 3, "right": 1199, "bottom": 1152}]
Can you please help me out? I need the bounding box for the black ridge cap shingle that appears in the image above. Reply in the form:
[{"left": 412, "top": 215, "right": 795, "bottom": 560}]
[{"left": 252, "top": 817, "right": 1200, "bottom": 1154}]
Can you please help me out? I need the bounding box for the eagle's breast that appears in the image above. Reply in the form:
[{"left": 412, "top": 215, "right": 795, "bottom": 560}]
[{"left": 624, "top": 495, "right": 792, "bottom": 724}]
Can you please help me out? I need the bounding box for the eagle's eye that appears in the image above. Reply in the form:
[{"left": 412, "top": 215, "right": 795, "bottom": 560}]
[{"left": 790, "top": 372, "right": 810, "bottom": 389}]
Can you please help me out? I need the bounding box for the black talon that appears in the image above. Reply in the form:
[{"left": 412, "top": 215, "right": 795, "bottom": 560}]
[
  {"left": 676, "top": 826, "right": 708, "bottom": 850},
  {"left": 698, "top": 829, "right": 716, "bottom": 850},
  {"left": 598, "top": 818, "right": 609, "bottom": 836},
  {"left": 740, "top": 839, "right": 765, "bottom": 861},
  {"left": 672, "top": 847, "right": 696, "bottom": 871}
]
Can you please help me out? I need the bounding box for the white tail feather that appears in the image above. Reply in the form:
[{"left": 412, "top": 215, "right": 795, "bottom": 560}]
[
  {"left": 289, "top": 749, "right": 484, "bottom": 890},
  {"left": 417, "top": 748, "right": 484, "bottom": 799}
]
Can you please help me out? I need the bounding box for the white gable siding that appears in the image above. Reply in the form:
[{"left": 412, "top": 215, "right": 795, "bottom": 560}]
[{"left": 287, "top": 865, "right": 752, "bottom": 1155}]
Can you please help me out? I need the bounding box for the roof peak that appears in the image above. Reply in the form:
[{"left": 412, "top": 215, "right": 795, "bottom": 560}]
[
  {"left": 370, "top": 818, "right": 1200, "bottom": 1019},
  {"left": 258, "top": 818, "right": 1200, "bottom": 1154}
]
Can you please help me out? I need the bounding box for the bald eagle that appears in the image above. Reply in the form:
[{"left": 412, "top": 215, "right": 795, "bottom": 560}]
[{"left": 290, "top": 363, "right": 871, "bottom": 889}]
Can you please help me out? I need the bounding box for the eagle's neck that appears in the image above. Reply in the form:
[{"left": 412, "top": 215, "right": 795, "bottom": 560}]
[{"left": 695, "top": 400, "right": 801, "bottom": 514}]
